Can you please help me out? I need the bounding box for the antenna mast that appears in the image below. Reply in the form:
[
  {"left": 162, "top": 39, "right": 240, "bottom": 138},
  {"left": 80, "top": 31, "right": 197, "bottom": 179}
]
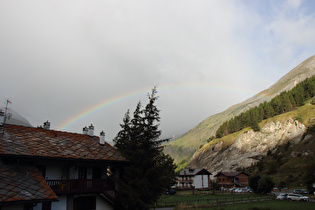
[{"left": 1, "top": 99, "right": 12, "bottom": 135}]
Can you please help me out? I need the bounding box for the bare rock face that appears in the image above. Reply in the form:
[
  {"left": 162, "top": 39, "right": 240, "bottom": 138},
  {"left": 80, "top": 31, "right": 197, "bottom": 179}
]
[{"left": 188, "top": 119, "right": 306, "bottom": 176}]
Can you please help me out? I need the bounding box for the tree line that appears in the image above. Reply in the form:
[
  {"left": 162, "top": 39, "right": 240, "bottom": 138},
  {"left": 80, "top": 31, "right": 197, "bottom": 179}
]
[{"left": 215, "top": 75, "right": 315, "bottom": 138}]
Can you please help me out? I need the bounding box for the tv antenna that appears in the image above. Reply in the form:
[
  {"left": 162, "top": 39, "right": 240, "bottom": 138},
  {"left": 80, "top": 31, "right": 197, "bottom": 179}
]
[{"left": 1, "top": 99, "right": 12, "bottom": 135}]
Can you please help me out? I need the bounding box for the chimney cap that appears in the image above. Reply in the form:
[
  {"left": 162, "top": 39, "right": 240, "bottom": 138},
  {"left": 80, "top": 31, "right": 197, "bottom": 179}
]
[{"left": 43, "top": 121, "right": 51, "bottom": 129}]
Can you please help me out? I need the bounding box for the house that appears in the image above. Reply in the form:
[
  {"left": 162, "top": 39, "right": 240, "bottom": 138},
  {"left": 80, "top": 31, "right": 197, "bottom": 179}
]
[
  {"left": 214, "top": 171, "right": 249, "bottom": 188},
  {"left": 0, "top": 122, "right": 128, "bottom": 210},
  {"left": 177, "top": 168, "right": 212, "bottom": 190}
]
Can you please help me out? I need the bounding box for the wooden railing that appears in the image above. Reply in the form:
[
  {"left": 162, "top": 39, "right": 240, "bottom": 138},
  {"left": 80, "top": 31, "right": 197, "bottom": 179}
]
[{"left": 46, "top": 179, "right": 113, "bottom": 195}]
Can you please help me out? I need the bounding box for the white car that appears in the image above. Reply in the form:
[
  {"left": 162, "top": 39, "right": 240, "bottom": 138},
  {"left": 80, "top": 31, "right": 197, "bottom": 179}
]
[
  {"left": 287, "top": 193, "right": 309, "bottom": 201},
  {"left": 276, "top": 193, "right": 288, "bottom": 200}
]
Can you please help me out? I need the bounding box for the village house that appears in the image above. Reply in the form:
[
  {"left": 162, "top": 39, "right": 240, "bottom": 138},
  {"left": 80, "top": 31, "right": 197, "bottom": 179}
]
[
  {"left": 177, "top": 168, "right": 212, "bottom": 190},
  {"left": 214, "top": 171, "right": 249, "bottom": 188},
  {"left": 0, "top": 121, "right": 127, "bottom": 210}
]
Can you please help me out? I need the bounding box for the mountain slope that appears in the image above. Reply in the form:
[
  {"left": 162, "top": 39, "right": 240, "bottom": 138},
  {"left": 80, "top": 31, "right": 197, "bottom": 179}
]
[
  {"left": 164, "top": 55, "right": 315, "bottom": 164},
  {"left": 188, "top": 102, "right": 315, "bottom": 185}
]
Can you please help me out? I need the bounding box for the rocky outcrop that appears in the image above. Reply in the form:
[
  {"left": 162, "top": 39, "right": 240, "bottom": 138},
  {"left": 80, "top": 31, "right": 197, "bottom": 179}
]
[{"left": 187, "top": 118, "right": 306, "bottom": 176}]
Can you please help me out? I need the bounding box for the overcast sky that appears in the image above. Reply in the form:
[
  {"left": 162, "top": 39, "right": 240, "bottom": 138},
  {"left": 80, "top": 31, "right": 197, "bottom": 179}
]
[{"left": 1, "top": 0, "right": 315, "bottom": 143}]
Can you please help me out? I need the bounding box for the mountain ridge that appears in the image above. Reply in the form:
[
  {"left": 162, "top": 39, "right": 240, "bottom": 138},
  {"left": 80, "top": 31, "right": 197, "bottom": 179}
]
[{"left": 164, "top": 55, "right": 315, "bottom": 165}]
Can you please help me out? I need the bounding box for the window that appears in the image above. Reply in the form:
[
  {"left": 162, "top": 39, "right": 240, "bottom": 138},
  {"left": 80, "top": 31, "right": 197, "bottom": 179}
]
[
  {"left": 78, "top": 167, "right": 87, "bottom": 179},
  {"left": 92, "top": 167, "right": 102, "bottom": 179}
]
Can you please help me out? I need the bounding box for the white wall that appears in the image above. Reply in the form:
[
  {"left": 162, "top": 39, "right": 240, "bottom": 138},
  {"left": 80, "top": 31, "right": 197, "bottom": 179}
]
[
  {"left": 51, "top": 195, "right": 67, "bottom": 210},
  {"left": 33, "top": 196, "right": 67, "bottom": 210},
  {"left": 96, "top": 196, "right": 114, "bottom": 210},
  {"left": 193, "top": 175, "right": 209, "bottom": 189},
  {"left": 33, "top": 203, "right": 42, "bottom": 210},
  {"left": 45, "top": 165, "right": 64, "bottom": 180}
]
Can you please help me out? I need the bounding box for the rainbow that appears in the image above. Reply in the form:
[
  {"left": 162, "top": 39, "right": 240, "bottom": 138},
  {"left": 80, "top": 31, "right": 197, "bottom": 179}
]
[{"left": 57, "top": 83, "right": 267, "bottom": 131}]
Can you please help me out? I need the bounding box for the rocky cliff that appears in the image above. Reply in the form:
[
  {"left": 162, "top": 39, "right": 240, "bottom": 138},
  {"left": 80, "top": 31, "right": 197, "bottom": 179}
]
[{"left": 187, "top": 118, "right": 307, "bottom": 176}]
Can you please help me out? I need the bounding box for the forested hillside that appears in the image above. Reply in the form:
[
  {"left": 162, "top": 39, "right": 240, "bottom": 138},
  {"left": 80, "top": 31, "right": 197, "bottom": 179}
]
[{"left": 215, "top": 76, "right": 315, "bottom": 138}]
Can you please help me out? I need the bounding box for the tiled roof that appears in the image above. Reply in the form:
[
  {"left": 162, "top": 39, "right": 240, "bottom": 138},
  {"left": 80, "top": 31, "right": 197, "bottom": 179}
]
[
  {"left": 179, "top": 168, "right": 211, "bottom": 176},
  {"left": 214, "top": 171, "right": 249, "bottom": 177},
  {"left": 0, "top": 124, "right": 127, "bottom": 162},
  {"left": 0, "top": 164, "right": 57, "bottom": 203}
]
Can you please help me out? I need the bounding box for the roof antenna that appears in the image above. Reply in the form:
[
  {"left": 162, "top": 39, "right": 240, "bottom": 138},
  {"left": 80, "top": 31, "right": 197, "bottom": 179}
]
[{"left": 1, "top": 99, "right": 12, "bottom": 135}]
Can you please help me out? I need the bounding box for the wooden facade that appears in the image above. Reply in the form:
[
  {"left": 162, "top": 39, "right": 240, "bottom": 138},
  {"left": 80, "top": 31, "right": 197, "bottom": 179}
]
[{"left": 214, "top": 171, "right": 249, "bottom": 187}]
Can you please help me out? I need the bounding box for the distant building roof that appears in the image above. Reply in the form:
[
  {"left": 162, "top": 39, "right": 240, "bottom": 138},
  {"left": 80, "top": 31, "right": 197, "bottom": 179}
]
[
  {"left": 0, "top": 164, "right": 57, "bottom": 204},
  {"left": 214, "top": 171, "right": 249, "bottom": 177},
  {"left": 0, "top": 124, "right": 127, "bottom": 163},
  {"left": 178, "top": 168, "right": 212, "bottom": 176}
]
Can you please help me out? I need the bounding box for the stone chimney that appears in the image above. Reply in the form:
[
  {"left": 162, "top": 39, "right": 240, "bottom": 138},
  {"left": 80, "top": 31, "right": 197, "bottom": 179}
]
[
  {"left": 43, "top": 121, "right": 50, "bottom": 129},
  {"left": 88, "top": 124, "right": 94, "bottom": 136},
  {"left": 82, "top": 126, "right": 88, "bottom": 135},
  {"left": 100, "top": 131, "right": 105, "bottom": 145}
]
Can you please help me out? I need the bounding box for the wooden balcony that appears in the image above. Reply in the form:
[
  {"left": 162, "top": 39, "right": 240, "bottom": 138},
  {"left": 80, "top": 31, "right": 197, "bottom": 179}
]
[{"left": 46, "top": 179, "right": 114, "bottom": 195}]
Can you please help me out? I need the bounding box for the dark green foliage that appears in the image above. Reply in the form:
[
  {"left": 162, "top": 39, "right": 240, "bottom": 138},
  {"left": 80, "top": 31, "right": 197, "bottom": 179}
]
[
  {"left": 257, "top": 175, "right": 274, "bottom": 194},
  {"left": 267, "top": 161, "right": 278, "bottom": 175},
  {"left": 113, "top": 87, "right": 176, "bottom": 210},
  {"left": 216, "top": 76, "right": 315, "bottom": 138},
  {"left": 249, "top": 174, "right": 261, "bottom": 192},
  {"left": 279, "top": 180, "right": 287, "bottom": 189},
  {"left": 207, "top": 136, "right": 215, "bottom": 143}
]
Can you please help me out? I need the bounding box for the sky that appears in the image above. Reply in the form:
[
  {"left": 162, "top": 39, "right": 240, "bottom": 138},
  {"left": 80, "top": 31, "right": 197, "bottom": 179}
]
[{"left": 1, "top": 0, "right": 315, "bottom": 144}]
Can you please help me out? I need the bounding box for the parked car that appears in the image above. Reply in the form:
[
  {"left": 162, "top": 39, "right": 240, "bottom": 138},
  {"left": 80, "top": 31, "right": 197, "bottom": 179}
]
[
  {"left": 293, "top": 189, "right": 309, "bottom": 194},
  {"left": 243, "top": 187, "right": 253, "bottom": 193},
  {"left": 228, "top": 188, "right": 235, "bottom": 192},
  {"left": 287, "top": 193, "right": 309, "bottom": 201},
  {"left": 165, "top": 189, "right": 176, "bottom": 195},
  {"left": 234, "top": 188, "right": 243, "bottom": 193},
  {"left": 276, "top": 193, "right": 288, "bottom": 200},
  {"left": 272, "top": 187, "right": 279, "bottom": 192},
  {"left": 301, "top": 189, "right": 309, "bottom": 194}
]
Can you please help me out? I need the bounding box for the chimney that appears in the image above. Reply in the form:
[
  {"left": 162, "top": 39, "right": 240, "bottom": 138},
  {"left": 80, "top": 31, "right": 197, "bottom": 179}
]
[
  {"left": 100, "top": 130, "right": 105, "bottom": 145},
  {"left": 82, "top": 126, "right": 88, "bottom": 135},
  {"left": 88, "top": 124, "right": 94, "bottom": 136},
  {"left": 43, "top": 121, "right": 50, "bottom": 129}
]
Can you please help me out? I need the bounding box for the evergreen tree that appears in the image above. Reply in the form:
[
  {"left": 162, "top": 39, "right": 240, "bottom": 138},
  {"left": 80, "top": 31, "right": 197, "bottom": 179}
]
[
  {"left": 249, "top": 174, "right": 261, "bottom": 192},
  {"left": 113, "top": 87, "right": 176, "bottom": 210},
  {"left": 257, "top": 175, "right": 274, "bottom": 194}
]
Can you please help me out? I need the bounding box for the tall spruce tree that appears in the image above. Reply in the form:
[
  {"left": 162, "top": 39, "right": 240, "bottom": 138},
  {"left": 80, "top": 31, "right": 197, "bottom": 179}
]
[{"left": 113, "top": 87, "right": 176, "bottom": 210}]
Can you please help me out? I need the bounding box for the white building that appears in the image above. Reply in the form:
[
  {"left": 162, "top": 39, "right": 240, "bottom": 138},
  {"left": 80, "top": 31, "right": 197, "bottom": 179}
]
[
  {"left": 0, "top": 123, "right": 127, "bottom": 210},
  {"left": 177, "top": 168, "right": 212, "bottom": 190}
]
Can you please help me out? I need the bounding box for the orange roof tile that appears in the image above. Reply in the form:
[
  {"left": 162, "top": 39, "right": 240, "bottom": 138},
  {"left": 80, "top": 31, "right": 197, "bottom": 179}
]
[
  {"left": 0, "top": 164, "right": 57, "bottom": 203},
  {"left": 0, "top": 124, "right": 127, "bottom": 162}
]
